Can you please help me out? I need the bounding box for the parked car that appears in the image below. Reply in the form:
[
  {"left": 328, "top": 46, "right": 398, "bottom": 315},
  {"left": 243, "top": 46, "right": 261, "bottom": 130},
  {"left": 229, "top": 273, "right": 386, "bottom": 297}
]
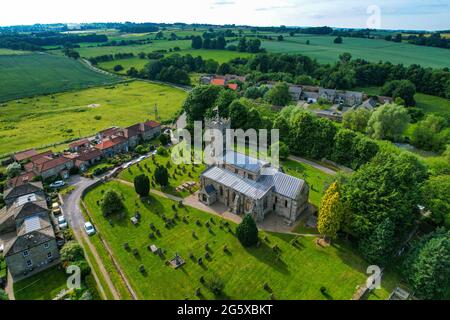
[
  {"left": 58, "top": 216, "right": 68, "bottom": 229},
  {"left": 137, "top": 155, "right": 146, "bottom": 162},
  {"left": 123, "top": 162, "right": 132, "bottom": 169},
  {"left": 52, "top": 202, "right": 61, "bottom": 215},
  {"left": 84, "top": 222, "right": 96, "bottom": 236},
  {"left": 50, "top": 181, "right": 65, "bottom": 188}
]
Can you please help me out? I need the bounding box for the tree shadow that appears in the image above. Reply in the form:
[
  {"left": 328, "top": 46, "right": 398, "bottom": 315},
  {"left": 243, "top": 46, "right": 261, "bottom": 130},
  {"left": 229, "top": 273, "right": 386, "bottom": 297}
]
[{"left": 243, "top": 241, "right": 290, "bottom": 275}]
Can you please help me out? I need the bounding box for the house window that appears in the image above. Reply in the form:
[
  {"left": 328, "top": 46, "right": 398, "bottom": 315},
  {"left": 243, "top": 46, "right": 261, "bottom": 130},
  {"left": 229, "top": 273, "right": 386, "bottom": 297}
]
[
  {"left": 248, "top": 174, "right": 253, "bottom": 180},
  {"left": 23, "top": 250, "right": 29, "bottom": 257},
  {"left": 44, "top": 243, "right": 49, "bottom": 249},
  {"left": 219, "top": 186, "right": 223, "bottom": 196},
  {"left": 26, "top": 260, "right": 33, "bottom": 267},
  {"left": 47, "top": 252, "right": 53, "bottom": 259},
  {"left": 274, "top": 196, "right": 278, "bottom": 203},
  {"left": 285, "top": 200, "right": 288, "bottom": 208}
]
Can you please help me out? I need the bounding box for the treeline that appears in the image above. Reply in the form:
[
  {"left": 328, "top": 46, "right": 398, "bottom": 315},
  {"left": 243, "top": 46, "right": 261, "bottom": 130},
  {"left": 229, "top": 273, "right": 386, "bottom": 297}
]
[
  {"left": 191, "top": 35, "right": 227, "bottom": 50},
  {"left": 0, "top": 33, "right": 107, "bottom": 51},
  {"left": 405, "top": 33, "right": 449, "bottom": 49},
  {"left": 226, "top": 53, "right": 449, "bottom": 98},
  {"left": 98, "top": 39, "right": 152, "bottom": 47},
  {"left": 118, "top": 23, "right": 159, "bottom": 33},
  {"left": 88, "top": 52, "right": 135, "bottom": 65}
]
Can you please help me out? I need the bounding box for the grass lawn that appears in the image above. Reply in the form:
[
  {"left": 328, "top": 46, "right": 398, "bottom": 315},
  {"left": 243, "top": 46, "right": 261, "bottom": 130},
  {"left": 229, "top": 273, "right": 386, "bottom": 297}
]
[
  {"left": 83, "top": 181, "right": 397, "bottom": 300},
  {"left": 0, "top": 80, "right": 187, "bottom": 157},
  {"left": 0, "top": 53, "right": 120, "bottom": 102},
  {"left": 0, "top": 48, "right": 30, "bottom": 55},
  {"left": 13, "top": 265, "right": 68, "bottom": 300},
  {"left": 258, "top": 35, "right": 450, "bottom": 69},
  {"left": 282, "top": 159, "right": 334, "bottom": 208},
  {"left": 118, "top": 149, "right": 206, "bottom": 198},
  {"left": 98, "top": 57, "right": 153, "bottom": 74}
]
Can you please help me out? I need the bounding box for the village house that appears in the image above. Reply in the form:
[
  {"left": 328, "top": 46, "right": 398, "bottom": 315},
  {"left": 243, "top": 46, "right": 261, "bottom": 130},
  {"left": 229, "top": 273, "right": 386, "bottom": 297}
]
[
  {"left": 0, "top": 182, "right": 60, "bottom": 281},
  {"left": 198, "top": 151, "right": 309, "bottom": 223},
  {"left": 23, "top": 151, "right": 74, "bottom": 180},
  {"left": 95, "top": 135, "right": 129, "bottom": 158},
  {"left": 68, "top": 138, "right": 90, "bottom": 152},
  {"left": 201, "top": 74, "right": 245, "bottom": 91},
  {"left": 12, "top": 149, "right": 39, "bottom": 163},
  {"left": 73, "top": 149, "right": 102, "bottom": 172}
]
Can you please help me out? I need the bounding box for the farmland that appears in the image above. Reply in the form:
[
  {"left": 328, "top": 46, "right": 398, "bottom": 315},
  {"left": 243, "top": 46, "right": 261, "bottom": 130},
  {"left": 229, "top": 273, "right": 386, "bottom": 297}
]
[
  {"left": 83, "top": 181, "right": 397, "bottom": 300},
  {"left": 0, "top": 81, "right": 187, "bottom": 157},
  {"left": 0, "top": 53, "right": 120, "bottom": 102},
  {"left": 258, "top": 35, "right": 450, "bottom": 69}
]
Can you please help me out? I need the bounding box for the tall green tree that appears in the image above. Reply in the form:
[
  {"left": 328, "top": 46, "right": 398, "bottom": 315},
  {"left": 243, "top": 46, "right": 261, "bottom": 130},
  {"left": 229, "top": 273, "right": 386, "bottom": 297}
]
[
  {"left": 134, "top": 174, "right": 150, "bottom": 198},
  {"left": 265, "top": 82, "right": 291, "bottom": 106},
  {"left": 366, "top": 103, "right": 410, "bottom": 142},
  {"left": 421, "top": 175, "right": 450, "bottom": 228},
  {"left": 342, "top": 108, "right": 372, "bottom": 133},
  {"left": 154, "top": 166, "right": 169, "bottom": 187},
  {"left": 411, "top": 114, "right": 449, "bottom": 153},
  {"left": 101, "top": 189, "right": 125, "bottom": 217},
  {"left": 183, "top": 85, "right": 222, "bottom": 122},
  {"left": 381, "top": 80, "right": 416, "bottom": 106},
  {"left": 236, "top": 214, "right": 259, "bottom": 247},
  {"left": 403, "top": 228, "right": 450, "bottom": 300},
  {"left": 359, "top": 218, "right": 396, "bottom": 266}
]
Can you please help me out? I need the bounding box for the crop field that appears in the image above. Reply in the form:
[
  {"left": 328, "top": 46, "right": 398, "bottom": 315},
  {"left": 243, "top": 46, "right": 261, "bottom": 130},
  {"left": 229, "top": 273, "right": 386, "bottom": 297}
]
[
  {"left": 0, "top": 53, "right": 120, "bottom": 102},
  {"left": 73, "top": 40, "right": 192, "bottom": 58},
  {"left": 257, "top": 35, "right": 450, "bottom": 68},
  {"left": 0, "top": 48, "right": 30, "bottom": 55},
  {"left": 98, "top": 57, "right": 153, "bottom": 74},
  {"left": 0, "top": 81, "right": 187, "bottom": 157},
  {"left": 83, "top": 181, "right": 397, "bottom": 300}
]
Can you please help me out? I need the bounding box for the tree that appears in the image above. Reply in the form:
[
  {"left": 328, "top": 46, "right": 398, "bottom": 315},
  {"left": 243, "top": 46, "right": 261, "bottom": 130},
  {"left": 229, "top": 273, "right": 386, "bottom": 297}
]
[
  {"left": 351, "top": 136, "right": 379, "bottom": 169},
  {"left": 191, "top": 36, "right": 203, "bottom": 49},
  {"left": 381, "top": 80, "right": 416, "bottom": 106},
  {"left": 236, "top": 214, "right": 259, "bottom": 247},
  {"left": 237, "top": 37, "right": 247, "bottom": 52},
  {"left": 411, "top": 114, "right": 448, "bottom": 153},
  {"left": 403, "top": 228, "right": 450, "bottom": 300},
  {"left": 421, "top": 175, "right": 450, "bottom": 228},
  {"left": 101, "top": 189, "right": 125, "bottom": 217},
  {"left": 366, "top": 103, "right": 410, "bottom": 142},
  {"left": 318, "top": 182, "right": 343, "bottom": 241},
  {"left": 113, "top": 64, "right": 123, "bottom": 72},
  {"left": 0, "top": 289, "right": 8, "bottom": 300},
  {"left": 217, "top": 63, "right": 231, "bottom": 75},
  {"left": 60, "top": 241, "right": 85, "bottom": 262},
  {"left": 278, "top": 141, "right": 290, "bottom": 160},
  {"left": 154, "top": 165, "right": 169, "bottom": 187},
  {"left": 343, "top": 150, "right": 427, "bottom": 239},
  {"left": 6, "top": 162, "right": 21, "bottom": 178},
  {"left": 277, "top": 35, "right": 284, "bottom": 41},
  {"left": 134, "top": 174, "right": 150, "bottom": 198},
  {"left": 159, "top": 133, "right": 171, "bottom": 146},
  {"left": 339, "top": 52, "right": 352, "bottom": 63},
  {"left": 228, "top": 99, "right": 248, "bottom": 129},
  {"left": 359, "top": 218, "right": 396, "bottom": 266},
  {"left": 183, "top": 85, "right": 222, "bottom": 122},
  {"left": 265, "top": 82, "right": 291, "bottom": 106},
  {"left": 342, "top": 107, "right": 372, "bottom": 133},
  {"left": 334, "top": 36, "right": 343, "bottom": 44},
  {"left": 216, "top": 36, "right": 226, "bottom": 50},
  {"left": 214, "top": 89, "right": 237, "bottom": 117},
  {"left": 332, "top": 129, "right": 357, "bottom": 167}
]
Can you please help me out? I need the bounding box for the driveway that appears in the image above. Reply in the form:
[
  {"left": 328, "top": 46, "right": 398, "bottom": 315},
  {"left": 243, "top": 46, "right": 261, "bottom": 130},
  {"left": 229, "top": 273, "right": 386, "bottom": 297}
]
[{"left": 288, "top": 155, "right": 338, "bottom": 176}]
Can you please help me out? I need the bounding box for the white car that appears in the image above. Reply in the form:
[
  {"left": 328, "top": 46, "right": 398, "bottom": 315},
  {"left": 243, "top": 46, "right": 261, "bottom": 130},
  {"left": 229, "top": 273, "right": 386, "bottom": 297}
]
[
  {"left": 50, "top": 181, "right": 65, "bottom": 188},
  {"left": 58, "top": 216, "right": 68, "bottom": 229},
  {"left": 84, "top": 222, "right": 96, "bottom": 236},
  {"left": 137, "top": 156, "right": 146, "bottom": 162},
  {"left": 123, "top": 162, "right": 132, "bottom": 169}
]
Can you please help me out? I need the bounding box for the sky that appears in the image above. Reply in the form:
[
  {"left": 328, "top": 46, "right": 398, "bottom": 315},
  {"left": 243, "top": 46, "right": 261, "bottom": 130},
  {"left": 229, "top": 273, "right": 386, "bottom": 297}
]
[{"left": 0, "top": 0, "right": 449, "bottom": 30}]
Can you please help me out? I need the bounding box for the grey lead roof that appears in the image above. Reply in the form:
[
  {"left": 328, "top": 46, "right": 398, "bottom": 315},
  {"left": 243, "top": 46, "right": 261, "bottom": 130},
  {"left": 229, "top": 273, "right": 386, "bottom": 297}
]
[
  {"left": 202, "top": 166, "right": 306, "bottom": 200},
  {"left": 223, "top": 151, "right": 269, "bottom": 174}
]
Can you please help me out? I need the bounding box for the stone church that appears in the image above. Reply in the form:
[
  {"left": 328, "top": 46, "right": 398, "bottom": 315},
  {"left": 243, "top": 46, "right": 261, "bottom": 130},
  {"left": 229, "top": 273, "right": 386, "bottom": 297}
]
[{"left": 198, "top": 112, "right": 309, "bottom": 223}]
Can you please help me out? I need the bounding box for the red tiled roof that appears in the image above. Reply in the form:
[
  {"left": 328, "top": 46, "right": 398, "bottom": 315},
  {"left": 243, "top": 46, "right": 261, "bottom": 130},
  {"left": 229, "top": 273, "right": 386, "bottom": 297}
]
[
  {"left": 142, "top": 120, "right": 161, "bottom": 130},
  {"left": 14, "top": 149, "right": 38, "bottom": 162},
  {"left": 211, "top": 78, "right": 226, "bottom": 86},
  {"left": 95, "top": 136, "right": 127, "bottom": 150},
  {"left": 77, "top": 149, "right": 102, "bottom": 162},
  {"left": 227, "top": 83, "right": 238, "bottom": 91},
  {"left": 99, "top": 127, "right": 120, "bottom": 137},
  {"left": 69, "top": 139, "right": 90, "bottom": 149},
  {"left": 29, "top": 150, "right": 53, "bottom": 163},
  {"left": 37, "top": 157, "right": 73, "bottom": 173},
  {"left": 8, "top": 172, "right": 37, "bottom": 188}
]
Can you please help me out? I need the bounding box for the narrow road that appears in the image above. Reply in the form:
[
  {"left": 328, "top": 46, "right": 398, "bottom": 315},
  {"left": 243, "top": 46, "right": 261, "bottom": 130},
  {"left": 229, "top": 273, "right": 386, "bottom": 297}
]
[
  {"left": 288, "top": 155, "right": 338, "bottom": 176},
  {"left": 62, "top": 176, "right": 120, "bottom": 300}
]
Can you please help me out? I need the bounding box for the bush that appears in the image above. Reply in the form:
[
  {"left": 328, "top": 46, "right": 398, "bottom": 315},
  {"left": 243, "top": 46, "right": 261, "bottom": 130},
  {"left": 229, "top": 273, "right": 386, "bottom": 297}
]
[
  {"left": 60, "top": 241, "right": 85, "bottom": 262},
  {"left": 159, "top": 133, "right": 171, "bottom": 146},
  {"left": 113, "top": 64, "right": 124, "bottom": 72},
  {"left": 6, "top": 162, "right": 21, "bottom": 178},
  {"left": 73, "top": 259, "right": 91, "bottom": 279},
  {"left": 205, "top": 277, "right": 225, "bottom": 296},
  {"left": 134, "top": 174, "right": 150, "bottom": 197},
  {"left": 94, "top": 115, "right": 102, "bottom": 120},
  {"left": 0, "top": 289, "right": 8, "bottom": 300},
  {"left": 157, "top": 146, "right": 168, "bottom": 156},
  {"left": 101, "top": 189, "right": 125, "bottom": 217}
]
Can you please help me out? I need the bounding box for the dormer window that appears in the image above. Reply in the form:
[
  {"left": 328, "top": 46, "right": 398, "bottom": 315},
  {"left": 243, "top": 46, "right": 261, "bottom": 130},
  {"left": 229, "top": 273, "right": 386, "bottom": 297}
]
[
  {"left": 44, "top": 243, "right": 49, "bottom": 249},
  {"left": 23, "top": 250, "right": 29, "bottom": 257}
]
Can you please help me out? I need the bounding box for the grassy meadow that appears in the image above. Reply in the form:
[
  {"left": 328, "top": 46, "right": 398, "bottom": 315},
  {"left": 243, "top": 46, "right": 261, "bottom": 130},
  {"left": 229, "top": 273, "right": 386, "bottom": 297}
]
[
  {"left": 0, "top": 81, "right": 187, "bottom": 157},
  {"left": 258, "top": 35, "right": 450, "bottom": 68},
  {"left": 83, "top": 181, "right": 397, "bottom": 300},
  {"left": 0, "top": 53, "right": 120, "bottom": 102}
]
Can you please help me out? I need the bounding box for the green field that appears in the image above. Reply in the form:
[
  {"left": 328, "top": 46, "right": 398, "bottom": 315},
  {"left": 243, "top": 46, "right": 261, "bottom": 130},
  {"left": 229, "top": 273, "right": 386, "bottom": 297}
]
[
  {"left": 0, "top": 53, "right": 120, "bottom": 102},
  {"left": 258, "top": 35, "right": 450, "bottom": 69},
  {"left": 73, "top": 40, "right": 192, "bottom": 58},
  {"left": 0, "top": 80, "right": 187, "bottom": 157},
  {"left": 0, "top": 48, "right": 30, "bottom": 55},
  {"left": 98, "top": 57, "right": 154, "bottom": 74},
  {"left": 83, "top": 181, "right": 397, "bottom": 300},
  {"left": 13, "top": 266, "right": 68, "bottom": 300},
  {"left": 118, "top": 149, "right": 206, "bottom": 198}
]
